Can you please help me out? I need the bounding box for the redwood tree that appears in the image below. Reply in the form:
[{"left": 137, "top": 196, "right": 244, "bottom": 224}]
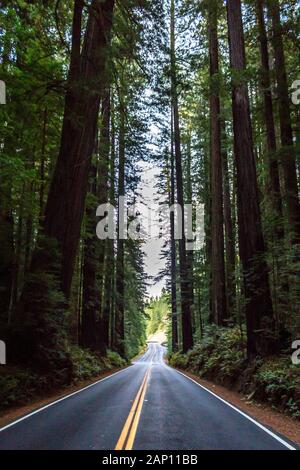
[
  {"left": 208, "top": 0, "right": 227, "bottom": 325},
  {"left": 267, "top": 0, "right": 300, "bottom": 243},
  {"left": 170, "top": 0, "right": 193, "bottom": 352},
  {"left": 227, "top": 0, "right": 276, "bottom": 357},
  {"left": 15, "top": 0, "right": 115, "bottom": 368},
  {"left": 44, "top": 0, "right": 115, "bottom": 299},
  {"left": 115, "top": 95, "right": 126, "bottom": 357},
  {"left": 256, "top": 0, "right": 283, "bottom": 239}
]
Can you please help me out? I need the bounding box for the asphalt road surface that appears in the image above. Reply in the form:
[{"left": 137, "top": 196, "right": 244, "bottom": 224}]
[{"left": 0, "top": 343, "right": 297, "bottom": 450}]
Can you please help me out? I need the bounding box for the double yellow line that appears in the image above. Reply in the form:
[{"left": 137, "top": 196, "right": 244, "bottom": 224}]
[{"left": 115, "top": 365, "right": 152, "bottom": 450}]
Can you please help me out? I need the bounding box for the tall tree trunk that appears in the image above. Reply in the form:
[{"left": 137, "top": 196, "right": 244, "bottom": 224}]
[
  {"left": 115, "top": 97, "right": 126, "bottom": 357},
  {"left": 81, "top": 91, "right": 111, "bottom": 353},
  {"left": 14, "top": 0, "right": 114, "bottom": 370},
  {"left": 256, "top": 0, "right": 283, "bottom": 239},
  {"left": 0, "top": 170, "right": 14, "bottom": 322},
  {"left": 170, "top": 111, "right": 178, "bottom": 352},
  {"left": 99, "top": 90, "right": 111, "bottom": 350},
  {"left": 39, "top": 107, "right": 48, "bottom": 219},
  {"left": 108, "top": 96, "right": 116, "bottom": 349},
  {"left": 221, "top": 120, "right": 236, "bottom": 316},
  {"left": 227, "top": 0, "right": 276, "bottom": 358},
  {"left": 267, "top": 0, "right": 300, "bottom": 243},
  {"left": 170, "top": 0, "right": 193, "bottom": 353},
  {"left": 43, "top": 0, "right": 114, "bottom": 299},
  {"left": 204, "top": 142, "right": 213, "bottom": 323},
  {"left": 186, "top": 131, "right": 195, "bottom": 329},
  {"left": 81, "top": 149, "right": 105, "bottom": 353},
  {"left": 208, "top": 0, "right": 227, "bottom": 326}
]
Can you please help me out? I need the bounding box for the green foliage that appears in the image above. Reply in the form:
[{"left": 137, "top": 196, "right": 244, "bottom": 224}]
[
  {"left": 169, "top": 326, "right": 300, "bottom": 418},
  {"left": 8, "top": 237, "right": 72, "bottom": 378},
  {"left": 0, "top": 346, "right": 128, "bottom": 413},
  {"left": 254, "top": 358, "right": 300, "bottom": 418},
  {"left": 169, "top": 351, "right": 188, "bottom": 369},
  {"left": 170, "top": 327, "right": 246, "bottom": 385},
  {"left": 124, "top": 241, "right": 148, "bottom": 359},
  {"left": 146, "top": 293, "right": 169, "bottom": 337},
  {"left": 0, "top": 368, "right": 45, "bottom": 410},
  {"left": 70, "top": 347, "right": 103, "bottom": 381},
  {"left": 106, "top": 350, "right": 128, "bottom": 369}
]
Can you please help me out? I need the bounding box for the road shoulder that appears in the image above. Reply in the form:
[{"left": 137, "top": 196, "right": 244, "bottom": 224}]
[{"left": 173, "top": 368, "right": 300, "bottom": 447}]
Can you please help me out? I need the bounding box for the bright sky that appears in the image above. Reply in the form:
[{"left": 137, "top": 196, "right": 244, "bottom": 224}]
[{"left": 137, "top": 162, "right": 166, "bottom": 299}]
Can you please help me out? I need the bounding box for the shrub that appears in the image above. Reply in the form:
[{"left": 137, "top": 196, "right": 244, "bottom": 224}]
[
  {"left": 0, "top": 368, "right": 48, "bottom": 410},
  {"left": 169, "top": 351, "right": 188, "bottom": 369},
  {"left": 69, "top": 347, "right": 103, "bottom": 381},
  {"left": 0, "top": 346, "right": 128, "bottom": 413},
  {"left": 106, "top": 350, "right": 127, "bottom": 368},
  {"left": 254, "top": 357, "right": 300, "bottom": 418},
  {"left": 169, "top": 327, "right": 300, "bottom": 418}
]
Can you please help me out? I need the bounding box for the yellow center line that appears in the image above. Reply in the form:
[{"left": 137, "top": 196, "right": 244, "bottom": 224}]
[
  {"left": 115, "top": 368, "right": 150, "bottom": 451},
  {"left": 125, "top": 370, "right": 150, "bottom": 450}
]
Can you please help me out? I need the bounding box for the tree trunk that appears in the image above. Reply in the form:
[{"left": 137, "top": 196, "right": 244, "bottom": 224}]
[
  {"left": 108, "top": 96, "right": 116, "bottom": 349},
  {"left": 267, "top": 0, "right": 300, "bottom": 243},
  {"left": 170, "top": 0, "right": 193, "bottom": 353},
  {"left": 256, "top": 0, "right": 283, "bottom": 239},
  {"left": 170, "top": 111, "right": 178, "bottom": 352},
  {"left": 39, "top": 107, "right": 48, "bottom": 219},
  {"left": 99, "top": 90, "right": 111, "bottom": 350},
  {"left": 227, "top": 0, "right": 276, "bottom": 358},
  {"left": 186, "top": 131, "right": 195, "bottom": 330},
  {"left": 81, "top": 148, "right": 105, "bottom": 353},
  {"left": 81, "top": 90, "right": 111, "bottom": 353},
  {"left": 44, "top": 0, "right": 115, "bottom": 299},
  {"left": 221, "top": 120, "right": 236, "bottom": 316},
  {"left": 0, "top": 181, "right": 14, "bottom": 322},
  {"left": 115, "top": 97, "right": 126, "bottom": 357},
  {"left": 14, "top": 0, "right": 114, "bottom": 370},
  {"left": 208, "top": 0, "right": 227, "bottom": 326}
]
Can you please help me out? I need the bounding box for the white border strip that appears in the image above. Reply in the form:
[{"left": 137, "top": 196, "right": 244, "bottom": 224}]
[
  {"left": 175, "top": 369, "right": 296, "bottom": 451},
  {"left": 0, "top": 367, "right": 129, "bottom": 433}
]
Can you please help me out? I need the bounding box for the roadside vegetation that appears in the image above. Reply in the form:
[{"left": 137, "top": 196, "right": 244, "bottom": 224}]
[
  {"left": 169, "top": 328, "right": 300, "bottom": 419},
  {"left": 146, "top": 292, "right": 169, "bottom": 338},
  {"left": 0, "top": 348, "right": 126, "bottom": 413}
]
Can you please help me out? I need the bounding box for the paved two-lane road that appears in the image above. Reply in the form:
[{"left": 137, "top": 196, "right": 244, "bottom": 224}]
[{"left": 0, "top": 343, "right": 297, "bottom": 450}]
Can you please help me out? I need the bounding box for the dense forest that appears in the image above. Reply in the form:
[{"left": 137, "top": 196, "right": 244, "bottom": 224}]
[{"left": 0, "top": 0, "right": 300, "bottom": 417}]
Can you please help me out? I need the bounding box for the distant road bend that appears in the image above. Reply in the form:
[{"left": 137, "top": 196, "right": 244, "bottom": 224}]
[{"left": 0, "top": 343, "right": 297, "bottom": 450}]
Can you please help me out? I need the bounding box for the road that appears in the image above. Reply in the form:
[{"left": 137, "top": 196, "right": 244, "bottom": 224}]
[{"left": 0, "top": 342, "right": 297, "bottom": 450}]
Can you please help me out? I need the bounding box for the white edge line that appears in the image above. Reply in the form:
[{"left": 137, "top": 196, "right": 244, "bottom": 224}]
[
  {"left": 174, "top": 369, "right": 296, "bottom": 451},
  {"left": 0, "top": 367, "right": 129, "bottom": 433}
]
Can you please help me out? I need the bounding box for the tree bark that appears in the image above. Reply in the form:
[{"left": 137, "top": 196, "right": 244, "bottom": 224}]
[
  {"left": 81, "top": 90, "right": 111, "bottom": 353},
  {"left": 99, "top": 90, "right": 111, "bottom": 350},
  {"left": 115, "top": 96, "right": 126, "bottom": 357},
  {"left": 170, "top": 0, "right": 193, "bottom": 353},
  {"left": 227, "top": 0, "right": 276, "bottom": 357},
  {"left": 170, "top": 111, "right": 178, "bottom": 352},
  {"left": 186, "top": 131, "right": 195, "bottom": 330},
  {"left": 267, "top": 0, "right": 300, "bottom": 243},
  {"left": 256, "top": 0, "right": 283, "bottom": 239},
  {"left": 208, "top": 0, "right": 227, "bottom": 325},
  {"left": 0, "top": 180, "right": 14, "bottom": 322},
  {"left": 221, "top": 120, "right": 236, "bottom": 316},
  {"left": 44, "top": 0, "right": 115, "bottom": 299}
]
